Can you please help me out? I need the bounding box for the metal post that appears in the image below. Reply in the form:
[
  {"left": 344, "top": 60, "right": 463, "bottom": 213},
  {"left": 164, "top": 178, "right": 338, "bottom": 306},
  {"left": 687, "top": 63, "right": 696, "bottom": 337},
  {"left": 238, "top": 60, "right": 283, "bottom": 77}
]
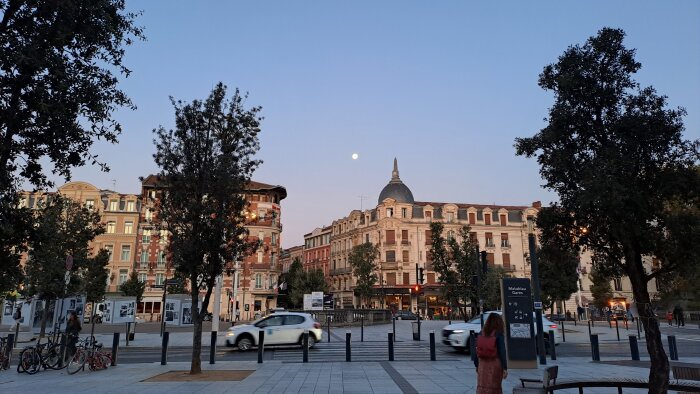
[
  {"left": 302, "top": 331, "right": 309, "bottom": 363},
  {"left": 669, "top": 335, "right": 678, "bottom": 361},
  {"left": 561, "top": 319, "right": 566, "bottom": 342},
  {"left": 257, "top": 330, "right": 264, "bottom": 364},
  {"left": 469, "top": 331, "right": 476, "bottom": 361},
  {"left": 590, "top": 334, "right": 600, "bottom": 361},
  {"left": 125, "top": 322, "right": 130, "bottom": 346},
  {"left": 209, "top": 331, "right": 217, "bottom": 364},
  {"left": 361, "top": 314, "right": 364, "bottom": 342},
  {"left": 111, "top": 332, "right": 120, "bottom": 366},
  {"left": 388, "top": 332, "right": 394, "bottom": 361},
  {"left": 629, "top": 335, "right": 640, "bottom": 360},
  {"left": 160, "top": 331, "right": 168, "bottom": 365},
  {"left": 160, "top": 280, "right": 168, "bottom": 337},
  {"left": 346, "top": 331, "right": 351, "bottom": 362},
  {"left": 528, "top": 232, "right": 547, "bottom": 365},
  {"left": 417, "top": 316, "right": 421, "bottom": 341},
  {"left": 6, "top": 333, "right": 14, "bottom": 367},
  {"left": 13, "top": 322, "right": 19, "bottom": 348},
  {"left": 588, "top": 320, "right": 591, "bottom": 337},
  {"left": 429, "top": 331, "right": 436, "bottom": 361},
  {"left": 636, "top": 318, "right": 641, "bottom": 339},
  {"left": 548, "top": 330, "right": 556, "bottom": 360},
  {"left": 327, "top": 315, "right": 331, "bottom": 343},
  {"left": 615, "top": 318, "right": 620, "bottom": 341},
  {"left": 392, "top": 316, "right": 396, "bottom": 342}
]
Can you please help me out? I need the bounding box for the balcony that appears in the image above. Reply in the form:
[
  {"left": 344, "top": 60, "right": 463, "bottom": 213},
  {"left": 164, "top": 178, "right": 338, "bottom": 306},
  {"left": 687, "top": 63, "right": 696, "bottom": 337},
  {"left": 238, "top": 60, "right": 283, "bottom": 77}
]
[
  {"left": 503, "top": 265, "right": 516, "bottom": 272},
  {"left": 501, "top": 240, "right": 511, "bottom": 248},
  {"left": 330, "top": 267, "right": 352, "bottom": 275},
  {"left": 381, "top": 262, "right": 398, "bottom": 270},
  {"left": 400, "top": 240, "right": 411, "bottom": 246},
  {"left": 485, "top": 240, "right": 496, "bottom": 248},
  {"left": 383, "top": 241, "right": 396, "bottom": 247}
]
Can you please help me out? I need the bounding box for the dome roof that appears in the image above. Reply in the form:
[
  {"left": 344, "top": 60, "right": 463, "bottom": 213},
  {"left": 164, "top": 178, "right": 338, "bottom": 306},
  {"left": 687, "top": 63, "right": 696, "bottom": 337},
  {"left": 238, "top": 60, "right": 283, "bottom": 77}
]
[{"left": 378, "top": 158, "right": 414, "bottom": 205}]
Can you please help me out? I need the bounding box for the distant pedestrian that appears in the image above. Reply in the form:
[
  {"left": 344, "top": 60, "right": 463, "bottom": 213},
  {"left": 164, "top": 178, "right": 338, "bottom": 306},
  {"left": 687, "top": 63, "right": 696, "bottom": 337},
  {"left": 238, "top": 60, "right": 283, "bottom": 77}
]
[
  {"left": 674, "top": 305, "right": 685, "bottom": 327},
  {"left": 666, "top": 311, "right": 674, "bottom": 326},
  {"left": 235, "top": 309, "right": 240, "bottom": 321},
  {"left": 474, "top": 313, "right": 507, "bottom": 394},
  {"left": 66, "top": 311, "right": 82, "bottom": 358}
]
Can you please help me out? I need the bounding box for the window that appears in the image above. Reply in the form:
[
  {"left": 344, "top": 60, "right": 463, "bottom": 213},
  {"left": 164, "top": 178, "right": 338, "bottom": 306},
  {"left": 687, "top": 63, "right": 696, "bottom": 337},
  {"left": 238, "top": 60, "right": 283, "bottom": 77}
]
[
  {"left": 124, "top": 221, "right": 133, "bottom": 234},
  {"left": 386, "top": 273, "right": 396, "bottom": 286},
  {"left": 155, "top": 273, "right": 165, "bottom": 286},
  {"left": 138, "top": 273, "right": 148, "bottom": 283},
  {"left": 140, "top": 251, "right": 148, "bottom": 265},
  {"left": 271, "top": 232, "right": 277, "bottom": 245},
  {"left": 425, "top": 211, "right": 432, "bottom": 219},
  {"left": 401, "top": 230, "right": 409, "bottom": 244},
  {"left": 403, "top": 272, "right": 410, "bottom": 285},
  {"left": 257, "top": 251, "right": 263, "bottom": 263},
  {"left": 118, "top": 269, "right": 128, "bottom": 285},
  {"left": 157, "top": 251, "right": 166, "bottom": 267},
  {"left": 120, "top": 245, "right": 131, "bottom": 262},
  {"left": 427, "top": 273, "right": 435, "bottom": 284},
  {"left": 284, "top": 315, "right": 304, "bottom": 325},
  {"left": 126, "top": 201, "right": 135, "bottom": 212},
  {"left": 160, "top": 230, "right": 168, "bottom": 244},
  {"left": 614, "top": 278, "right": 623, "bottom": 291},
  {"left": 258, "top": 231, "right": 265, "bottom": 241},
  {"left": 385, "top": 230, "right": 395, "bottom": 245},
  {"left": 145, "top": 209, "right": 153, "bottom": 222},
  {"left": 365, "top": 234, "right": 369, "bottom": 243},
  {"left": 402, "top": 250, "right": 409, "bottom": 262},
  {"left": 485, "top": 232, "right": 494, "bottom": 247},
  {"left": 385, "top": 251, "right": 396, "bottom": 262},
  {"left": 446, "top": 212, "right": 454, "bottom": 222},
  {"left": 255, "top": 274, "right": 263, "bottom": 289},
  {"left": 402, "top": 208, "right": 407, "bottom": 218},
  {"left": 425, "top": 230, "right": 432, "bottom": 245},
  {"left": 447, "top": 230, "right": 455, "bottom": 241},
  {"left": 142, "top": 229, "right": 151, "bottom": 244},
  {"left": 386, "top": 208, "right": 393, "bottom": 217},
  {"left": 486, "top": 253, "right": 495, "bottom": 266},
  {"left": 500, "top": 233, "right": 510, "bottom": 247},
  {"left": 85, "top": 199, "right": 95, "bottom": 209},
  {"left": 109, "top": 200, "right": 118, "bottom": 211},
  {"left": 468, "top": 212, "right": 476, "bottom": 225},
  {"left": 502, "top": 253, "right": 511, "bottom": 268},
  {"left": 469, "top": 232, "right": 477, "bottom": 243},
  {"left": 500, "top": 214, "right": 507, "bottom": 226},
  {"left": 484, "top": 213, "right": 491, "bottom": 225},
  {"left": 149, "top": 190, "right": 156, "bottom": 199},
  {"left": 104, "top": 245, "right": 114, "bottom": 262},
  {"left": 107, "top": 221, "right": 116, "bottom": 234},
  {"left": 271, "top": 252, "right": 276, "bottom": 267}
]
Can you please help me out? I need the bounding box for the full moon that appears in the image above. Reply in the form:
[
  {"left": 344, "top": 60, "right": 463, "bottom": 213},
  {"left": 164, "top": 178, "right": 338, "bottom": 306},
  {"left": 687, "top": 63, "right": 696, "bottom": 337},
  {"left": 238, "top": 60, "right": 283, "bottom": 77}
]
[{"left": 351, "top": 153, "right": 359, "bottom": 160}]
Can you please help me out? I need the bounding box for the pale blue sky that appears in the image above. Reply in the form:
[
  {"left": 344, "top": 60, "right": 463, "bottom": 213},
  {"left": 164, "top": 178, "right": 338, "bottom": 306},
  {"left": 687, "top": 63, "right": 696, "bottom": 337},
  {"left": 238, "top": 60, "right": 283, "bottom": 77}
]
[{"left": 46, "top": 1, "right": 700, "bottom": 248}]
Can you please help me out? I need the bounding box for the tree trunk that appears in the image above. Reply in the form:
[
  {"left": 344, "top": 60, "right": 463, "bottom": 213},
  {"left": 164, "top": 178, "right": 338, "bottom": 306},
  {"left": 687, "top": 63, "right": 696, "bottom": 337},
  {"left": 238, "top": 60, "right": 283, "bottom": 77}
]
[
  {"left": 39, "top": 299, "right": 49, "bottom": 341},
  {"left": 190, "top": 290, "right": 202, "bottom": 375},
  {"left": 626, "top": 247, "right": 668, "bottom": 393}
]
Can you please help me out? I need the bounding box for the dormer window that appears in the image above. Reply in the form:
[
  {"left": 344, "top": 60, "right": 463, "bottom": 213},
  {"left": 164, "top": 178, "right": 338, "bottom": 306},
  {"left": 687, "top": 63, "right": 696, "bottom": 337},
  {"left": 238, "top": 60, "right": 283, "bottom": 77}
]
[{"left": 387, "top": 208, "right": 393, "bottom": 217}]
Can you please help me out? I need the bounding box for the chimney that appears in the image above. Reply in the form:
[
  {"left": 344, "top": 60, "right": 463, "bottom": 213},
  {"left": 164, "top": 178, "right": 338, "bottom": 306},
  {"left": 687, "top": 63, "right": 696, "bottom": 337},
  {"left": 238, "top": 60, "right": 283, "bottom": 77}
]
[{"left": 532, "top": 201, "right": 542, "bottom": 209}]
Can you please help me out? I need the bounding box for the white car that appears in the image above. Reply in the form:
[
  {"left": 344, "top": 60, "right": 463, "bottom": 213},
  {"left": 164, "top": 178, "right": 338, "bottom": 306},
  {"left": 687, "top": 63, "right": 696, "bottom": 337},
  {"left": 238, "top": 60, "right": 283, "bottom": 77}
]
[
  {"left": 441, "top": 311, "right": 562, "bottom": 353},
  {"left": 225, "top": 311, "right": 323, "bottom": 351}
]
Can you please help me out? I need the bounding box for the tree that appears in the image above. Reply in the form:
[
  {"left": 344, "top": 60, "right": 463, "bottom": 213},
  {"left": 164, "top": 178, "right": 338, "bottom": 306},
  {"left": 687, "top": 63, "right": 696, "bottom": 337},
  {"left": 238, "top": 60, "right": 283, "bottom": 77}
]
[
  {"left": 589, "top": 264, "right": 613, "bottom": 311},
  {"left": 83, "top": 249, "right": 110, "bottom": 337},
  {"left": 24, "top": 195, "right": 104, "bottom": 337},
  {"left": 480, "top": 266, "right": 507, "bottom": 312},
  {"left": 349, "top": 242, "right": 379, "bottom": 308},
  {"left": 152, "top": 83, "right": 262, "bottom": 374},
  {"left": 515, "top": 27, "right": 700, "bottom": 391},
  {"left": 430, "top": 222, "right": 478, "bottom": 321},
  {"left": 0, "top": 0, "right": 143, "bottom": 300},
  {"left": 286, "top": 258, "right": 306, "bottom": 308},
  {"left": 305, "top": 268, "right": 328, "bottom": 295},
  {"left": 119, "top": 271, "right": 146, "bottom": 304}
]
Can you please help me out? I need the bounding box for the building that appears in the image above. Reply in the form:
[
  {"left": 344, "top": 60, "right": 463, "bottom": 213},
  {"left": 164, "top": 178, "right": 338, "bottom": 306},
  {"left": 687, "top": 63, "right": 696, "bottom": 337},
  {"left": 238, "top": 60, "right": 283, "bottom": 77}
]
[
  {"left": 303, "top": 226, "right": 332, "bottom": 276},
  {"left": 327, "top": 159, "right": 539, "bottom": 315},
  {"left": 280, "top": 245, "right": 303, "bottom": 274}
]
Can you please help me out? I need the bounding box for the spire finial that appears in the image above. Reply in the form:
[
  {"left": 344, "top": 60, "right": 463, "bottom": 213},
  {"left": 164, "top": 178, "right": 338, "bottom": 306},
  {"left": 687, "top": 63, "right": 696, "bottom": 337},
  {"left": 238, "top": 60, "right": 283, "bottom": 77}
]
[{"left": 391, "top": 158, "right": 400, "bottom": 181}]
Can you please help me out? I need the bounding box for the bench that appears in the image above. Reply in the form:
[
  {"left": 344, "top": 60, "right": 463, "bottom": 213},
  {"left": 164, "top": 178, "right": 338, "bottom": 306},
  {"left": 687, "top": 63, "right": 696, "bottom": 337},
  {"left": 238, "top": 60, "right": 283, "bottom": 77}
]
[
  {"left": 515, "top": 366, "right": 558, "bottom": 393},
  {"left": 673, "top": 366, "right": 700, "bottom": 394},
  {"left": 549, "top": 378, "right": 700, "bottom": 393}
]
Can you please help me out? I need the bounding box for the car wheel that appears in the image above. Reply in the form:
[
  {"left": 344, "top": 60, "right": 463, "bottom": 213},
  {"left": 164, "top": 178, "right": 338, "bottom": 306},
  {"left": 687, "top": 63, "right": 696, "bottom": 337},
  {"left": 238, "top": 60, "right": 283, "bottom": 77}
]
[
  {"left": 308, "top": 334, "right": 317, "bottom": 348},
  {"left": 453, "top": 346, "right": 466, "bottom": 353},
  {"left": 236, "top": 336, "right": 253, "bottom": 352}
]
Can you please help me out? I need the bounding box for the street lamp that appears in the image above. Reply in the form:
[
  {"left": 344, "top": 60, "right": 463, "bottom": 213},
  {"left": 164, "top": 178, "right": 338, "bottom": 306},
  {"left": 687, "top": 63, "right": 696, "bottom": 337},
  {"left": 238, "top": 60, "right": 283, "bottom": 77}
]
[{"left": 527, "top": 215, "right": 547, "bottom": 365}]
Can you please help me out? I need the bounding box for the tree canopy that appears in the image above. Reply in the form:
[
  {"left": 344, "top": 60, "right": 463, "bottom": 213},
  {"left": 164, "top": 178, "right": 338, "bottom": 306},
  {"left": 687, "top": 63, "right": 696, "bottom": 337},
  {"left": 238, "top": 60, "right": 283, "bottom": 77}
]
[
  {"left": 119, "top": 271, "right": 146, "bottom": 304},
  {"left": 349, "top": 242, "right": 379, "bottom": 308},
  {"left": 152, "top": 82, "right": 262, "bottom": 374},
  {"left": 515, "top": 27, "right": 700, "bottom": 391}
]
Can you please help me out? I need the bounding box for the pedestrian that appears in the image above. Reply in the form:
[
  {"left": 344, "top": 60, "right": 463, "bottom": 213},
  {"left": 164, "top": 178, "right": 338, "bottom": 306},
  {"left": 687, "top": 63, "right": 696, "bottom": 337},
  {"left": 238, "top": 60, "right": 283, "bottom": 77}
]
[
  {"left": 666, "top": 311, "right": 674, "bottom": 326},
  {"left": 675, "top": 305, "right": 685, "bottom": 327},
  {"left": 474, "top": 313, "right": 508, "bottom": 394},
  {"left": 235, "top": 309, "right": 240, "bottom": 322},
  {"left": 66, "top": 311, "right": 82, "bottom": 358}
]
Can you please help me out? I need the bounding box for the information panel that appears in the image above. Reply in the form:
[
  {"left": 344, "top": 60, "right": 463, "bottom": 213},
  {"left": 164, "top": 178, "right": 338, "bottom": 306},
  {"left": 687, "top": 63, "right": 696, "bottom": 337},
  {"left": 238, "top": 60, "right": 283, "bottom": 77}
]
[{"left": 501, "top": 278, "right": 536, "bottom": 368}]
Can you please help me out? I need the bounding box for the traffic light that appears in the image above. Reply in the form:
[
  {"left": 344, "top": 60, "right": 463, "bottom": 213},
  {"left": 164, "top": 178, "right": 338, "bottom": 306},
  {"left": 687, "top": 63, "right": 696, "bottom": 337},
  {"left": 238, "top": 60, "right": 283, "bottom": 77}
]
[
  {"left": 413, "top": 284, "right": 421, "bottom": 294},
  {"left": 418, "top": 268, "right": 424, "bottom": 284}
]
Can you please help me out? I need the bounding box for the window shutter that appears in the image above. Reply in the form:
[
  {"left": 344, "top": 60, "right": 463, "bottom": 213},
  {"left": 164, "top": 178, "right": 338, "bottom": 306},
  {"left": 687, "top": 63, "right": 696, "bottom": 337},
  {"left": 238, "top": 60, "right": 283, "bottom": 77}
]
[{"left": 468, "top": 212, "right": 475, "bottom": 224}]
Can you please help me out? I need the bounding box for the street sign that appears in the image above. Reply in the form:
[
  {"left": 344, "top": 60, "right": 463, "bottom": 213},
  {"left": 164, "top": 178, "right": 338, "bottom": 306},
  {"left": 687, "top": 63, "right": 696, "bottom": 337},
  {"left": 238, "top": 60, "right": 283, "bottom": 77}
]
[
  {"left": 533, "top": 301, "right": 543, "bottom": 310},
  {"left": 64, "top": 271, "right": 71, "bottom": 285},
  {"left": 65, "top": 255, "right": 73, "bottom": 270}
]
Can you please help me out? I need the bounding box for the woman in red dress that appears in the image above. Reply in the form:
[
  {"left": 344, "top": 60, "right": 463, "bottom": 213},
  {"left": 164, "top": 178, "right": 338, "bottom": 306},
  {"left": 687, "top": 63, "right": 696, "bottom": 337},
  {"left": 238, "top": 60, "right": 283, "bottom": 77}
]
[{"left": 474, "top": 313, "right": 508, "bottom": 394}]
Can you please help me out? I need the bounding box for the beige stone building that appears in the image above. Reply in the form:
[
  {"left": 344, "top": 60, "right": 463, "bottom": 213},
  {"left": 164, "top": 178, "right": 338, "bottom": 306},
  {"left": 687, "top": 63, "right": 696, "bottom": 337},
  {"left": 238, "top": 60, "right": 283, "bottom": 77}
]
[{"left": 328, "top": 159, "right": 539, "bottom": 315}]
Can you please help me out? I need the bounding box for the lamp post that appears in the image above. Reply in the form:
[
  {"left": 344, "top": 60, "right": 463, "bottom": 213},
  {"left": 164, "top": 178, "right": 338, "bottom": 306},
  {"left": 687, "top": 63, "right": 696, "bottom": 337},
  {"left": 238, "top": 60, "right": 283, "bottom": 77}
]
[{"left": 527, "top": 216, "right": 547, "bottom": 365}]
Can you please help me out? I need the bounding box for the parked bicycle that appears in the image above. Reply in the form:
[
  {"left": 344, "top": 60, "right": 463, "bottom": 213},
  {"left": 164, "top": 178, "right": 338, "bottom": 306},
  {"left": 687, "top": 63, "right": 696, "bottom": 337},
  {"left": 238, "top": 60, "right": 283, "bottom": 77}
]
[
  {"left": 66, "top": 336, "right": 111, "bottom": 375},
  {"left": 17, "top": 332, "right": 68, "bottom": 374},
  {"left": 0, "top": 336, "right": 11, "bottom": 371}
]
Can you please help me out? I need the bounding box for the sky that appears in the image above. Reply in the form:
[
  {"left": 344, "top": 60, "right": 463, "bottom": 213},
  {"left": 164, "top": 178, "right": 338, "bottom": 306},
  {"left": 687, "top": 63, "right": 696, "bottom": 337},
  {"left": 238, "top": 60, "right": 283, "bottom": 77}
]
[{"left": 41, "top": 1, "right": 700, "bottom": 248}]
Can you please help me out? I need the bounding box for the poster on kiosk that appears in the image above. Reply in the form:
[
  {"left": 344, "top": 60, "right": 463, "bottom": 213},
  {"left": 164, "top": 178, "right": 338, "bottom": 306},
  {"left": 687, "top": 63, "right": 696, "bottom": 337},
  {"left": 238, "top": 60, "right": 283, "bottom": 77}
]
[
  {"left": 54, "top": 295, "right": 86, "bottom": 331},
  {"left": 102, "top": 297, "right": 137, "bottom": 324},
  {"left": 2, "top": 299, "right": 33, "bottom": 328}
]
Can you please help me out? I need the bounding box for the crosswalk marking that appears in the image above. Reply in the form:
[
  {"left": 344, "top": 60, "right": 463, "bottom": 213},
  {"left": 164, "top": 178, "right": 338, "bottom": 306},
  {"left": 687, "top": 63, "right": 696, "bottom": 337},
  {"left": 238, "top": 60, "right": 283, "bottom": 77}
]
[{"left": 272, "top": 341, "right": 457, "bottom": 362}]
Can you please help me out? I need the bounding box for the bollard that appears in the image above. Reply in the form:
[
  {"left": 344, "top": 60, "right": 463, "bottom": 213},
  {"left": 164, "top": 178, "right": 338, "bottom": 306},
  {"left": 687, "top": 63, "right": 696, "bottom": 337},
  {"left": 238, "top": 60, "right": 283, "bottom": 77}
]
[
  {"left": 112, "top": 332, "right": 120, "bottom": 366},
  {"left": 615, "top": 318, "right": 620, "bottom": 341},
  {"left": 327, "top": 315, "right": 331, "bottom": 343},
  {"left": 429, "top": 331, "right": 436, "bottom": 361},
  {"left": 14, "top": 323, "right": 19, "bottom": 348},
  {"left": 669, "top": 335, "right": 679, "bottom": 361},
  {"left": 588, "top": 320, "right": 592, "bottom": 336},
  {"left": 160, "top": 331, "right": 168, "bottom": 365},
  {"left": 469, "top": 330, "right": 476, "bottom": 360},
  {"left": 361, "top": 314, "right": 364, "bottom": 342},
  {"left": 125, "top": 322, "right": 130, "bottom": 346},
  {"left": 636, "top": 318, "right": 641, "bottom": 339},
  {"left": 418, "top": 319, "right": 422, "bottom": 341},
  {"left": 258, "top": 330, "right": 265, "bottom": 364},
  {"left": 388, "top": 332, "right": 394, "bottom": 361},
  {"left": 608, "top": 318, "right": 612, "bottom": 328},
  {"left": 625, "top": 319, "right": 629, "bottom": 330},
  {"left": 629, "top": 335, "right": 640, "bottom": 361},
  {"left": 590, "top": 334, "right": 600, "bottom": 361},
  {"left": 548, "top": 330, "right": 556, "bottom": 361},
  {"left": 592, "top": 318, "right": 595, "bottom": 327},
  {"left": 393, "top": 317, "right": 396, "bottom": 342},
  {"left": 209, "top": 331, "right": 217, "bottom": 364},
  {"left": 346, "top": 331, "right": 351, "bottom": 362},
  {"left": 303, "top": 331, "right": 309, "bottom": 363},
  {"left": 561, "top": 319, "right": 566, "bottom": 342},
  {"left": 6, "top": 333, "right": 14, "bottom": 367}
]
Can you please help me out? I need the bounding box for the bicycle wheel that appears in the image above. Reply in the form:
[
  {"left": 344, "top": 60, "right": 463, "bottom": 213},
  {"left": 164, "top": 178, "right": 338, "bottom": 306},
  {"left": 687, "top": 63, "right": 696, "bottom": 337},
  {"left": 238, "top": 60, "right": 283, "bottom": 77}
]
[
  {"left": 44, "top": 344, "right": 63, "bottom": 370},
  {"left": 0, "top": 348, "right": 9, "bottom": 370},
  {"left": 23, "top": 348, "right": 41, "bottom": 375},
  {"left": 66, "top": 349, "right": 86, "bottom": 375}
]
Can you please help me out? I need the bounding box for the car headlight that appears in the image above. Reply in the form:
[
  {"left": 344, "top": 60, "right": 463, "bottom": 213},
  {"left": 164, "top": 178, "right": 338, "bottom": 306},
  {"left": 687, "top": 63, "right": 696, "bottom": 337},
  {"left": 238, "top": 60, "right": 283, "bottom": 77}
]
[
  {"left": 452, "top": 330, "right": 465, "bottom": 334},
  {"left": 226, "top": 332, "right": 234, "bottom": 337}
]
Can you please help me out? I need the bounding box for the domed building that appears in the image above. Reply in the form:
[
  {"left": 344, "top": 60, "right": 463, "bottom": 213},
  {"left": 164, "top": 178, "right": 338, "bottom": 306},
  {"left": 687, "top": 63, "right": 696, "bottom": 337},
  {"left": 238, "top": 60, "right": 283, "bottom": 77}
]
[{"left": 327, "top": 158, "right": 540, "bottom": 315}]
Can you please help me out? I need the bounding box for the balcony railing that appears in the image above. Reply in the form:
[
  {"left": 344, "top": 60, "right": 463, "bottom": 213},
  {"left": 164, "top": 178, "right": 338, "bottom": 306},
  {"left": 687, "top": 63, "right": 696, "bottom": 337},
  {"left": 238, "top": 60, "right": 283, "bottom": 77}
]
[
  {"left": 485, "top": 240, "right": 495, "bottom": 248},
  {"left": 381, "top": 262, "right": 398, "bottom": 270},
  {"left": 501, "top": 240, "right": 511, "bottom": 248},
  {"left": 503, "top": 265, "right": 516, "bottom": 272},
  {"left": 330, "top": 267, "right": 352, "bottom": 275}
]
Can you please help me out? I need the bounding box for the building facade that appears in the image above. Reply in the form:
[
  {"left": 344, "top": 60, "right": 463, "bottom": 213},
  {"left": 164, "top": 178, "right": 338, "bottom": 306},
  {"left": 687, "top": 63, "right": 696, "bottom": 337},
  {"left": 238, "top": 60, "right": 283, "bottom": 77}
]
[{"left": 303, "top": 226, "right": 332, "bottom": 277}]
